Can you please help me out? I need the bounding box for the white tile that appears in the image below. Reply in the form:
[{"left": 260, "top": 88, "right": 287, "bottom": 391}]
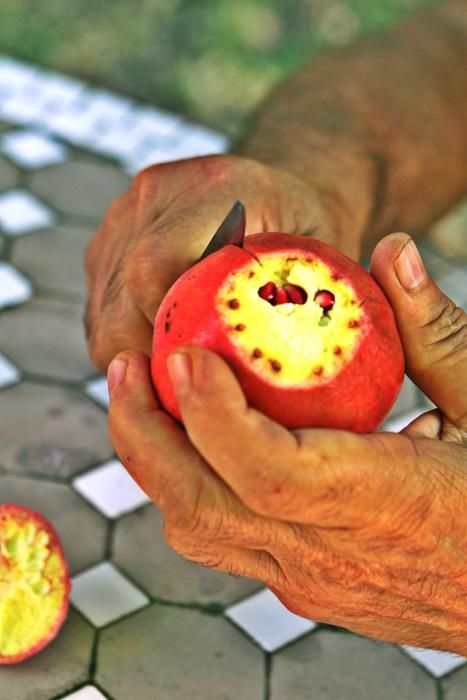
[
  {"left": 61, "top": 686, "right": 107, "bottom": 700},
  {"left": 401, "top": 645, "right": 466, "bottom": 678},
  {"left": 71, "top": 561, "right": 149, "bottom": 627},
  {"left": 124, "top": 126, "right": 229, "bottom": 174},
  {"left": 0, "top": 94, "right": 45, "bottom": 125},
  {"left": 73, "top": 459, "right": 151, "bottom": 519},
  {"left": 436, "top": 268, "right": 467, "bottom": 308},
  {"left": 85, "top": 376, "right": 109, "bottom": 409},
  {"left": 0, "top": 262, "right": 33, "bottom": 309},
  {"left": 225, "top": 588, "right": 316, "bottom": 652},
  {"left": 386, "top": 375, "right": 419, "bottom": 419},
  {"left": 380, "top": 407, "right": 428, "bottom": 434},
  {"left": 0, "top": 58, "right": 37, "bottom": 92},
  {"left": 0, "top": 352, "right": 21, "bottom": 387},
  {"left": 0, "top": 189, "right": 55, "bottom": 235},
  {"left": 1, "top": 130, "right": 69, "bottom": 169}
]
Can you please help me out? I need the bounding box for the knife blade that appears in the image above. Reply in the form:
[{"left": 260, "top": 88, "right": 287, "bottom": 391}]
[{"left": 198, "top": 200, "right": 246, "bottom": 262}]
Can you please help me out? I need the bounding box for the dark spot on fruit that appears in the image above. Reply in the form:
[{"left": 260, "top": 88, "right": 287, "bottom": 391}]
[
  {"left": 228, "top": 299, "right": 240, "bottom": 309},
  {"left": 173, "top": 302, "right": 177, "bottom": 307},
  {"left": 332, "top": 273, "right": 341, "bottom": 281},
  {"left": 235, "top": 323, "right": 246, "bottom": 331},
  {"left": 313, "top": 365, "right": 324, "bottom": 376},
  {"left": 252, "top": 348, "right": 263, "bottom": 358},
  {"left": 351, "top": 300, "right": 356, "bottom": 305},
  {"left": 126, "top": 455, "right": 132, "bottom": 462},
  {"left": 248, "top": 271, "right": 255, "bottom": 278},
  {"left": 333, "top": 346, "right": 342, "bottom": 355},
  {"left": 348, "top": 319, "right": 359, "bottom": 328},
  {"left": 286, "top": 257, "right": 298, "bottom": 261},
  {"left": 165, "top": 321, "right": 171, "bottom": 333},
  {"left": 269, "top": 359, "right": 282, "bottom": 372}
]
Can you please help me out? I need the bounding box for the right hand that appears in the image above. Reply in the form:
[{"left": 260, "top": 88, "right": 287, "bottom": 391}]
[{"left": 85, "top": 154, "right": 357, "bottom": 372}]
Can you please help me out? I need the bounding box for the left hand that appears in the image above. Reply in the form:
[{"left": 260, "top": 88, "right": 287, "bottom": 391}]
[{"left": 107, "top": 233, "right": 467, "bottom": 655}]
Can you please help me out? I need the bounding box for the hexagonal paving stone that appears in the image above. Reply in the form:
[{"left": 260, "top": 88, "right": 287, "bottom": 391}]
[
  {"left": 97, "top": 604, "right": 264, "bottom": 700},
  {"left": 0, "top": 297, "right": 95, "bottom": 380},
  {"left": 0, "top": 475, "right": 108, "bottom": 574},
  {"left": 0, "top": 382, "right": 112, "bottom": 478},
  {"left": 269, "top": 630, "right": 437, "bottom": 700},
  {"left": 29, "top": 158, "right": 131, "bottom": 219},
  {"left": 11, "top": 223, "right": 95, "bottom": 298},
  {"left": 113, "top": 504, "right": 262, "bottom": 606},
  {"left": 0, "top": 610, "right": 94, "bottom": 700},
  {"left": 441, "top": 663, "right": 467, "bottom": 700},
  {"left": 0, "top": 154, "right": 18, "bottom": 191}
]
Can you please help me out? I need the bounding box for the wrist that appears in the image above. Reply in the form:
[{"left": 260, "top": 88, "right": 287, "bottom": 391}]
[{"left": 235, "top": 135, "right": 379, "bottom": 262}]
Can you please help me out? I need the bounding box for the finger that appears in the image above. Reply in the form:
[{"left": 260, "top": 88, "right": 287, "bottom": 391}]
[
  {"left": 107, "top": 351, "right": 273, "bottom": 546},
  {"left": 163, "top": 526, "right": 284, "bottom": 586},
  {"left": 370, "top": 233, "right": 467, "bottom": 435},
  {"left": 166, "top": 345, "right": 367, "bottom": 522},
  {"left": 86, "top": 287, "right": 153, "bottom": 372}
]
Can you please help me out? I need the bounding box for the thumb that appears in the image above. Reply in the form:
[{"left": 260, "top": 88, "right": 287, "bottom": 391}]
[{"left": 370, "top": 233, "right": 467, "bottom": 435}]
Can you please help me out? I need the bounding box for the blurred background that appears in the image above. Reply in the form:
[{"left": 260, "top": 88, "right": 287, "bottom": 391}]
[{"left": 0, "top": 0, "right": 441, "bottom": 139}]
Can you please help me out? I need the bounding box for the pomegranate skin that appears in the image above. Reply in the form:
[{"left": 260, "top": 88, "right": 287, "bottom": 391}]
[
  {"left": 151, "top": 233, "right": 405, "bottom": 433},
  {"left": 0, "top": 504, "right": 71, "bottom": 665}
]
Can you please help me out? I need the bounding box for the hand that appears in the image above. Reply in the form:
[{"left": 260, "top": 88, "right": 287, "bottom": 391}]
[
  {"left": 106, "top": 233, "right": 467, "bottom": 655},
  {"left": 85, "top": 154, "right": 361, "bottom": 372}
]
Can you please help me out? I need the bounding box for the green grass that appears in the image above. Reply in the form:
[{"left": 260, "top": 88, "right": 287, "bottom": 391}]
[{"left": 0, "top": 0, "right": 442, "bottom": 137}]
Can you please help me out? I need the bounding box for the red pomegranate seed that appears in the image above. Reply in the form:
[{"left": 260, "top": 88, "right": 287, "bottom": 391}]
[
  {"left": 283, "top": 284, "right": 307, "bottom": 304},
  {"left": 258, "top": 281, "right": 276, "bottom": 302},
  {"left": 274, "top": 287, "right": 290, "bottom": 305},
  {"left": 314, "top": 290, "right": 335, "bottom": 311}
]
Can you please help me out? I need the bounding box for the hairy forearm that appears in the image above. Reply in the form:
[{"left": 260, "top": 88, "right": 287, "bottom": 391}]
[{"left": 236, "top": 1, "right": 467, "bottom": 256}]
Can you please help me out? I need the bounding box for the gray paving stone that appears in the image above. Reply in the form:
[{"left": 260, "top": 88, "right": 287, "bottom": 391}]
[
  {"left": 0, "top": 475, "right": 108, "bottom": 574},
  {"left": 0, "top": 610, "right": 93, "bottom": 700},
  {"left": 270, "top": 630, "right": 437, "bottom": 700},
  {"left": 113, "top": 504, "right": 262, "bottom": 606},
  {"left": 28, "top": 159, "right": 131, "bottom": 220},
  {"left": 0, "top": 153, "right": 18, "bottom": 191},
  {"left": 442, "top": 663, "right": 467, "bottom": 700},
  {"left": 0, "top": 297, "right": 95, "bottom": 380},
  {"left": 11, "top": 222, "right": 94, "bottom": 299},
  {"left": 97, "top": 604, "right": 264, "bottom": 700},
  {"left": 0, "top": 382, "right": 112, "bottom": 478}
]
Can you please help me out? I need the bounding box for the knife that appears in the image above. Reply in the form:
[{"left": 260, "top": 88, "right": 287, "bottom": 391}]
[{"left": 198, "top": 200, "right": 246, "bottom": 262}]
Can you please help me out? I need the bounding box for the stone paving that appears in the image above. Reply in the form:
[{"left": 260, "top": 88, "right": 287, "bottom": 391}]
[{"left": 0, "top": 56, "right": 466, "bottom": 700}]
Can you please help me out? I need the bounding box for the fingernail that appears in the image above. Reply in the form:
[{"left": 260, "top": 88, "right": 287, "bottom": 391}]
[
  {"left": 167, "top": 352, "right": 192, "bottom": 396},
  {"left": 107, "top": 358, "right": 127, "bottom": 393},
  {"left": 394, "top": 239, "right": 427, "bottom": 291}
]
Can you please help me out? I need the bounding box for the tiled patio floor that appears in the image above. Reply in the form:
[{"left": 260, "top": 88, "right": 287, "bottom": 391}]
[{"left": 0, "top": 56, "right": 466, "bottom": 700}]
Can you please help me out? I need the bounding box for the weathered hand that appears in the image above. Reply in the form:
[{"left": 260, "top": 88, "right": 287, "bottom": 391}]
[
  {"left": 107, "top": 233, "right": 467, "bottom": 655},
  {"left": 85, "top": 154, "right": 355, "bottom": 372}
]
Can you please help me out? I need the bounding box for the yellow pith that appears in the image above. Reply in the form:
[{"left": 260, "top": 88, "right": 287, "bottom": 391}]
[
  {"left": 0, "top": 518, "right": 65, "bottom": 657},
  {"left": 217, "top": 254, "right": 364, "bottom": 386}
]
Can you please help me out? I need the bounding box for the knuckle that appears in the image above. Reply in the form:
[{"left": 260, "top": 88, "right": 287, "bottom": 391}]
[{"left": 422, "top": 301, "right": 467, "bottom": 366}]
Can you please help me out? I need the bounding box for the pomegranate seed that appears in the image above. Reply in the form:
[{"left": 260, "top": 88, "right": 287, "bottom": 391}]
[
  {"left": 314, "top": 290, "right": 335, "bottom": 311},
  {"left": 274, "top": 287, "right": 290, "bottom": 305},
  {"left": 258, "top": 282, "right": 276, "bottom": 302},
  {"left": 283, "top": 284, "right": 307, "bottom": 304}
]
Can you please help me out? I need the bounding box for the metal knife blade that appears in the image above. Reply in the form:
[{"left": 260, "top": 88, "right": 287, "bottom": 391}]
[{"left": 198, "top": 200, "right": 246, "bottom": 262}]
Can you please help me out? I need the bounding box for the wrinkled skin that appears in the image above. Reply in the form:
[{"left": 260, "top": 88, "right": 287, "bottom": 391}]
[
  {"left": 107, "top": 232, "right": 467, "bottom": 656},
  {"left": 85, "top": 154, "right": 360, "bottom": 372}
]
